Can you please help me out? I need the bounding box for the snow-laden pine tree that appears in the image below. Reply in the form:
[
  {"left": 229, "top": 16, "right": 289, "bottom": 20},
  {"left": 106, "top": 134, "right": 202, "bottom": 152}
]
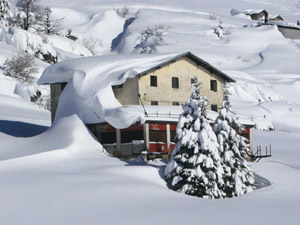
[
  {"left": 214, "top": 86, "right": 255, "bottom": 197},
  {"left": 165, "top": 77, "right": 225, "bottom": 199},
  {"left": 39, "top": 7, "right": 61, "bottom": 35},
  {"left": 0, "top": 0, "right": 11, "bottom": 25}
]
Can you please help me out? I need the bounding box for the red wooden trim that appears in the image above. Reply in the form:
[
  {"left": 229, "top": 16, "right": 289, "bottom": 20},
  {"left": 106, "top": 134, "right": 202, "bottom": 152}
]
[
  {"left": 149, "top": 123, "right": 166, "bottom": 130},
  {"left": 170, "top": 124, "right": 177, "bottom": 131},
  {"left": 149, "top": 143, "right": 176, "bottom": 153},
  {"left": 149, "top": 143, "right": 168, "bottom": 153}
]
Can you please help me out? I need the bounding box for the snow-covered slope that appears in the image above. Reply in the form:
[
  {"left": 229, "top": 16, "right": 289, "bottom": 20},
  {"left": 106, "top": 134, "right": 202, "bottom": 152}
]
[
  {"left": 0, "top": 0, "right": 300, "bottom": 224},
  {"left": 6, "top": 0, "right": 296, "bottom": 130},
  {"left": 0, "top": 116, "right": 299, "bottom": 225}
]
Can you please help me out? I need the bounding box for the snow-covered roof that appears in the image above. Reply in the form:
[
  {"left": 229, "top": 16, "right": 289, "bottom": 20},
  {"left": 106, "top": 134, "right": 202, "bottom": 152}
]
[
  {"left": 38, "top": 52, "right": 235, "bottom": 129},
  {"left": 38, "top": 52, "right": 235, "bottom": 85}
]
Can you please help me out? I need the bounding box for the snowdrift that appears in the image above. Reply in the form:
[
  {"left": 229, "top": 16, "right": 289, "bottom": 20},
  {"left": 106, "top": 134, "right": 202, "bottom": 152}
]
[{"left": 0, "top": 115, "right": 104, "bottom": 161}]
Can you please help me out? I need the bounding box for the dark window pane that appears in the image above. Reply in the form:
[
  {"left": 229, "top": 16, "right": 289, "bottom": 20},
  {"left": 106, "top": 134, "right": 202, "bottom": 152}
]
[
  {"left": 61, "top": 82, "right": 67, "bottom": 91},
  {"left": 211, "top": 104, "right": 218, "bottom": 112},
  {"left": 172, "top": 102, "right": 180, "bottom": 106},
  {"left": 121, "top": 130, "right": 144, "bottom": 143},
  {"left": 112, "top": 84, "right": 123, "bottom": 89},
  {"left": 172, "top": 77, "right": 179, "bottom": 88},
  {"left": 151, "top": 101, "right": 158, "bottom": 105},
  {"left": 150, "top": 75, "right": 157, "bottom": 87},
  {"left": 149, "top": 130, "right": 166, "bottom": 143},
  {"left": 210, "top": 80, "right": 217, "bottom": 92},
  {"left": 102, "top": 132, "right": 116, "bottom": 144}
]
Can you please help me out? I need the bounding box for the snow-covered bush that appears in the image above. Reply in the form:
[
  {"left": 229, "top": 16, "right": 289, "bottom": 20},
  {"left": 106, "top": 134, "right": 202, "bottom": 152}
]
[
  {"left": 65, "top": 29, "right": 78, "bottom": 41},
  {"left": 36, "top": 93, "right": 51, "bottom": 111},
  {"left": 35, "top": 50, "right": 58, "bottom": 64},
  {"left": 14, "top": 83, "right": 50, "bottom": 110},
  {"left": 134, "top": 24, "right": 168, "bottom": 54},
  {"left": 214, "top": 87, "right": 255, "bottom": 197},
  {"left": 80, "top": 36, "right": 102, "bottom": 55},
  {"left": 3, "top": 53, "right": 38, "bottom": 82},
  {"left": 208, "top": 12, "right": 219, "bottom": 21},
  {"left": 0, "top": 0, "right": 11, "bottom": 26},
  {"left": 214, "top": 23, "right": 230, "bottom": 39},
  {"left": 165, "top": 77, "right": 225, "bottom": 199},
  {"left": 115, "top": 6, "right": 131, "bottom": 19}
]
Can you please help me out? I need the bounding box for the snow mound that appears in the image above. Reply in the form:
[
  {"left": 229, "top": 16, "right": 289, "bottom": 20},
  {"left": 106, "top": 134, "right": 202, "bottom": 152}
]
[
  {"left": 51, "top": 115, "right": 105, "bottom": 159},
  {"left": 76, "top": 10, "right": 124, "bottom": 51},
  {"left": 0, "top": 115, "right": 104, "bottom": 161},
  {"left": 1, "top": 26, "right": 56, "bottom": 58}
]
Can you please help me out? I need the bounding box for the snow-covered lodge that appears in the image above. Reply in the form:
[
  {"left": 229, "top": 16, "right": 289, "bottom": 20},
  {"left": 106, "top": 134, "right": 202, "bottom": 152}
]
[
  {"left": 38, "top": 52, "right": 254, "bottom": 157},
  {"left": 231, "top": 9, "right": 300, "bottom": 40}
]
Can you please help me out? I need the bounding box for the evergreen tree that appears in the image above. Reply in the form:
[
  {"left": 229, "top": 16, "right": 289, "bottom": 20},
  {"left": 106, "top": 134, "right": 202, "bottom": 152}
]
[
  {"left": 214, "top": 86, "right": 255, "bottom": 197},
  {"left": 39, "top": 7, "right": 62, "bottom": 35},
  {"left": 0, "top": 0, "right": 11, "bottom": 25},
  {"left": 10, "top": 0, "right": 43, "bottom": 31},
  {"left": 165, "top": 77, "right": 225, "bottom": 199}
]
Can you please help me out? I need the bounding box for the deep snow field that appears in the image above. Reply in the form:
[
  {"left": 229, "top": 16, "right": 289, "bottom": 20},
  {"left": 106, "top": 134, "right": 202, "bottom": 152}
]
[{"left": 0, "top": 0, "right": 300, "bottom": 224}]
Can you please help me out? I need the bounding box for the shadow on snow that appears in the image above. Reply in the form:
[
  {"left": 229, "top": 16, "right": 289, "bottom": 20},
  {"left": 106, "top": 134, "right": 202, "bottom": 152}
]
[{"left": 0, "top": 120, "right": 49, "bottom": 137}]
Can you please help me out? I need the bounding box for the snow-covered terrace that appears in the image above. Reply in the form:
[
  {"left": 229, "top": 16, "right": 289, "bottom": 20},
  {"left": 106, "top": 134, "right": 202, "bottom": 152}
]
[{"left": 128, "top": 105, "right": 254, "bottom": 126}]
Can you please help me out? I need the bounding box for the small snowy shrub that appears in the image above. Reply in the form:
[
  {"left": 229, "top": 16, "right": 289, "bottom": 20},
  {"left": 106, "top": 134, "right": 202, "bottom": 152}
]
[
  {"left": 135, "top": 25, "right": 169, "bottom": 54},
  {"left": 115, "top": 6, "right": 131, "bottom": 19},
  {"left": 213, "top": 87, "right": 255, "bottom": 197},
  {"left": 80, "top": 36, "right": 102, "bottom": 55},
  {"left": 3, "top": 53, "right": 38, "bottom": 82},
  {"left": 208, "top": 12, "right": 218, "bottom": 21},
  {"left": 65, "top": 29, "right": 78, "bottom": 41},
  {"left": 165, "top": 77, "right": 225, "bottom": 199},
  {"left": 290, "top": 40, "right": 300, "bottom": 50},
  {"left": 214, "top": 23, "right": 230, "bottom": 39},
  {"left": 35, "top": 50, "right": 58, "bottom": 64},
  {"left": 36, "top": 93, "right": 51, "bottom": 111}
]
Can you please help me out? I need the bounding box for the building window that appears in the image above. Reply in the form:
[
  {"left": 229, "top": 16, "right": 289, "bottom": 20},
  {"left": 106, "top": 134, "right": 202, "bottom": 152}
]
[
  {"left": 172, "top": 102, "right": 180, "bottom": 106},
  {"left": 61, "top": 82, "right": 67, "bottom": 91},
  {"left": 112, "top": 84, "right": 123, "bottom": 89},
  {"left": 150, "top": 76, "right": 157, "bottom": 87},
  {"left": 151, "top": 101, "right": 158, "bottom": 105},
  {"left": 211, "top": 80, "right": 217, "bottom": 92},
  {"left": 172, "top": 77, "right": 179, "bottom": 89},
  {"left": 211, "top": 104, "right": 218, "bottom": 112}
]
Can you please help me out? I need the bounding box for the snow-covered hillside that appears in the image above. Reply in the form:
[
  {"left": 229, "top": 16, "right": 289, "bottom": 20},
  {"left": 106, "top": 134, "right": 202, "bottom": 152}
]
[
  {"left": 0, "top": 0, "right": 300, "bottom": 224},
  {"left": 4, "top": 0, "right": 300, "bottom": 131}
]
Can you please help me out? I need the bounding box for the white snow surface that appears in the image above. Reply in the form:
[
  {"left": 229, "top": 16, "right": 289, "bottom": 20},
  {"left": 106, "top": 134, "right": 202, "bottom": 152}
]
[
  {"left": 0, "top": 115, "right": 299, "bottom": 225},
  {"left": 0, "top": 0, "right": 300, "bottom": 224}
]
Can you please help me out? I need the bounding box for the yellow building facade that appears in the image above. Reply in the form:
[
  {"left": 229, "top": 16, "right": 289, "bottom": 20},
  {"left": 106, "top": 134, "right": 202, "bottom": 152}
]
[{"left": 113, "top": 53, "right": 234, "bottom": 111}]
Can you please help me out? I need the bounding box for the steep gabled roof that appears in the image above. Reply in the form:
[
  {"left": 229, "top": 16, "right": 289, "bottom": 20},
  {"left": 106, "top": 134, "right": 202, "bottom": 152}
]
[
  {"left": 38, "top": 52, "right": 235, "bottom": 85},
  {"left": 137, "top": 52, "right": 235, "bottom": 82}
]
